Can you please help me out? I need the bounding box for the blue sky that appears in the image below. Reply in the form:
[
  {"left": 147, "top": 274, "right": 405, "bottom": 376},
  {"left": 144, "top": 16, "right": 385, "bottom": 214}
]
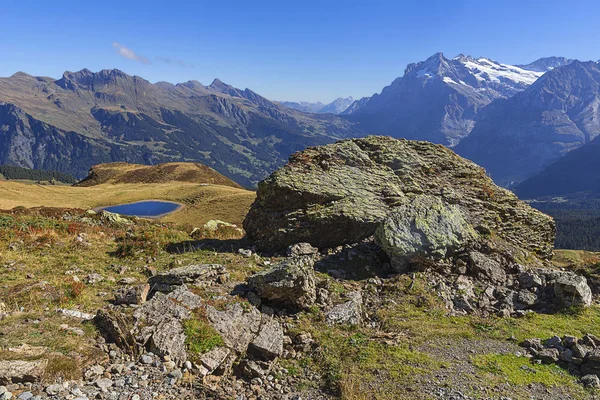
[{"left": 1, "top": 0, "right": 599, "bottom": 102}]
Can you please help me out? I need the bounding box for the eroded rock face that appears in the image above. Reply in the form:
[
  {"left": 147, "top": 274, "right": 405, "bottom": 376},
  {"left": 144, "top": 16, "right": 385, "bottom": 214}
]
[
  {"left": 246, "top": 256, "right": 317, "bottom": 309},
  {"left": 244, "top": 136, "right": 555, "bottom": 260}
]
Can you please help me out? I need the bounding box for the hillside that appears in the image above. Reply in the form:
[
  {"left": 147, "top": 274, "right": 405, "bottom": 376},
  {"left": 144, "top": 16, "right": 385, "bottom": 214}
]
[
  {"left": 514, "top": 136, "right": 600, "bottom": 198},
  {"left": 75, "top": 162, "right": 243, "bottom": 188},
  {"left": 0, "top": 70, "right": 361, "bottom": 187}
]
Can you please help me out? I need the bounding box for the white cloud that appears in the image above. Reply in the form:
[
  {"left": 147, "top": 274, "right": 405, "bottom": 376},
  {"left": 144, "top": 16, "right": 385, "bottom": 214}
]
[{"left": 112, "top": 42, "right": 150, "bottom": 65}]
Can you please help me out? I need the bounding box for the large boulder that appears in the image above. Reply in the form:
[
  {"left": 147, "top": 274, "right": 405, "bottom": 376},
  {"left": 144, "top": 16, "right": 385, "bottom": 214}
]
[
  {"left": 247, "top": 256, "right": 317, "bottom": 309},
  {"left": 375, "top": 195, "right": 476, "bottom": 272},
  {"left": 243, "top": 136, "right": 555, "bottom": 260}
]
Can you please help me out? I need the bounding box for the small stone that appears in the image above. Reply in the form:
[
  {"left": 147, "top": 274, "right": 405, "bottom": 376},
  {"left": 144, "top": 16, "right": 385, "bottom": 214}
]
[
  {"left": 168, "top": 369, "right": 182, "bottom": 380},
  {"left": 45, "top": 384, "right": 62, "bottom": 396},
  {"left": 139, "top": 355, "right": 153, "bottom": 365},
  {"left": 17, "top": 392, "right": 32, "bottom": 400},
  {"left": 184, "top": 361, "right": 192, "bottom": 370},
  {"left": 237, "top": 249, "right": 252, "bottom": 258},
  {"left": 94, "top": 378, "right": 113, "bottom": 391},
  {"left": 87, "top": 273, "right": 104, "bottom": 284}
]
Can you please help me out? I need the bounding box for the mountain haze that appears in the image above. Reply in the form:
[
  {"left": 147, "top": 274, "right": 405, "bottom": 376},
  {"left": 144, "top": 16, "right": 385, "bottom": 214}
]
[{"left": 279, "top": 97, "right": 354, "bottom": 114}]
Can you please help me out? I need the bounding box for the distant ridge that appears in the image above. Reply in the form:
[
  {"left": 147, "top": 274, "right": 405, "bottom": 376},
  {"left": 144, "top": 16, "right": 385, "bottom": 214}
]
[{"left": 75, "top": 162, "right": 243, "bottom": 188}]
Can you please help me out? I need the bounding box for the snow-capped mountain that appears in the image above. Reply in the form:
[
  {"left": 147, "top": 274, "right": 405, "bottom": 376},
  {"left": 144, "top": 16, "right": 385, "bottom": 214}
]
[
  {"left": 279, "top": 97, "right": 354, "bottom": 114},
  {"left": 456, "top": 61, "right": 600, "bottom": 187},
  {"left": 346, "top": 52, "right": 543, "bottom": 146},
  {"left": 518, "top": 57, "right": 574, "bottom": 72}
]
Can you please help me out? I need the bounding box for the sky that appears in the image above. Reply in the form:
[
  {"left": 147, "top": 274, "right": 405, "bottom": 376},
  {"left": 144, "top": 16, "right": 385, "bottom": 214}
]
[{"left": 1, "top": 0, "right": 599, "bottom": 103}]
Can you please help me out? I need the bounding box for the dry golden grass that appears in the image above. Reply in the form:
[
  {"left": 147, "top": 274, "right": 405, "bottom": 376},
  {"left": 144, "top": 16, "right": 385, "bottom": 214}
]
[{"left": 0, "top": 180, "right": 255, "bottom": 227}]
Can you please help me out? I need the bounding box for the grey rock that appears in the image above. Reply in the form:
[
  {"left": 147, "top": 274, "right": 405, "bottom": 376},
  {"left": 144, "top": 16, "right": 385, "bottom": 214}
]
[
  {"left": 94, "top": 378, "right": 113, "bottom": 391},
  {"left": 139, "top": 355, "right": 153, "bottom": 365},
  {"left": 115, "top": 284, "right": 150, "bottom": 304},
  {"left": 581, "top": 374, "right": 600, "bottom": 388},
  {"left": 45, "top": 384, "right": 62, "bottom": 396},
  {"left": 17, "top": 392, "right": 32, "bottom": 400},
  {"left": 287, "top": 243, "right": 319, "bottom": 258},
  {"left": 545, "top": 335, "right": 562, "bottom": 348},
  {"left": 148, "top": 264, "right": 227, "bottom": 294},
  {"left": 559, "top": 348, "right": 573, "bottom": 363},
  {"left": 133, "top": 286, "right": 202, "bottom": 365},
  {"left": 247, "top": 256, "right": 317, "bottom": 309},
  {"left": 538, "top": 348, "right": 559, "bottom": 364},
  {"left": 206, "top": 302, "right": 261, "bottom": 354},
  {"left": 376, "top": 195, "right": 476, "bottom": 273},
  {"left": 553, "top": 274, "right": 592, "bottom": 307},
  {"left": 244, "top": 136, "right": 555, "bottom": 261},
  {"left": 469, "top": 252, "right": 506, "bottom": 284},
  {"left": 87, "top": 273, "right": 104, "bottom": 284},
  {"left": 198, "top": 347, "right": 230, "bottom": 375}
]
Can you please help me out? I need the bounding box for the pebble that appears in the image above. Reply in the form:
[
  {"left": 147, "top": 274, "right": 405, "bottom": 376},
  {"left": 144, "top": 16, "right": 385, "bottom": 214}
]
[{"left": 18, "top": 393, "right": 33, "bottom": 400}]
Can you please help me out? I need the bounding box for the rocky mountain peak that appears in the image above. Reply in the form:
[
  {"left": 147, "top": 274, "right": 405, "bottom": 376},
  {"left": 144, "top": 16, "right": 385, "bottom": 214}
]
[{"left": 518, "top": 56, "right": 575, "bottom": 72}]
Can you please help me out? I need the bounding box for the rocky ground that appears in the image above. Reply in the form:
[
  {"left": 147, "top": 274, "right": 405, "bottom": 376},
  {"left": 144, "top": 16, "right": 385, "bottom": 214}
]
[{"left": 2, "top": 137, "right": 600, "bottom": 400}]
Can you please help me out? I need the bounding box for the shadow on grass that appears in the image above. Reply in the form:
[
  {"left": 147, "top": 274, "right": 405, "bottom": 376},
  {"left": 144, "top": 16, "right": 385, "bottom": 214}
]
[{"left": 165, "top": 237, "right": 251, "bottom": 254}]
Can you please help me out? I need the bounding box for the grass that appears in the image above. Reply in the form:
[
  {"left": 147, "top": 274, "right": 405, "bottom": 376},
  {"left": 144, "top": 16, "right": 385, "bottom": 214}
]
[
  {"left": 184, "top": 310, "right": 225, "bottom": 358},
  {"left": 0, "top": 180, "right": 255, "bottom": 227},
  {"left": 472, "top": 353, "right": 591, "bottom": 398}
]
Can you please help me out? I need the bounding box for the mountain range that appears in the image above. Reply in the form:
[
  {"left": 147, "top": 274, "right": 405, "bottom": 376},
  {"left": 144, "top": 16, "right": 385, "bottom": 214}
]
[
  {"left": 279, "top": 97, "right": 354, "bottom": 114},
  {"left": 456, "top": 61, "right": 600, "bottom": 187},
  {"left": 1, "top": 52, "right": 599, "bottom": 192},
  {"left": 344, "top": 52, "right": 545, "bottom": 146},
  {"left": 0, "top": 69, "right": 360, "bottom": 187}
]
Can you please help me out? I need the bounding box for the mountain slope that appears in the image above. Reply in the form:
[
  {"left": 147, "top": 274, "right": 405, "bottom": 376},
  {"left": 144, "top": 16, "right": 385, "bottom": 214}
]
[
  {"left": 279, "top": 97, "right": 354, "bottom": 114},
  {"left": 514, "top": 136, "right": 600, "bottom": 198},
  {"left": 455, "top": 61, "right": 600, "bottom": 187},
  {"left": 345, "top": 53, "right": 542, "bottom": 146},
  {"left": 0, "top": 69, "right": 361, "bottom": 187}
]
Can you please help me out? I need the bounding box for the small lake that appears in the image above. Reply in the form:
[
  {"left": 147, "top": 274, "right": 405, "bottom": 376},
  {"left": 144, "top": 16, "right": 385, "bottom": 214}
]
[{"left": 101, "top": 201, "right": 181, "bottom": 218}]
